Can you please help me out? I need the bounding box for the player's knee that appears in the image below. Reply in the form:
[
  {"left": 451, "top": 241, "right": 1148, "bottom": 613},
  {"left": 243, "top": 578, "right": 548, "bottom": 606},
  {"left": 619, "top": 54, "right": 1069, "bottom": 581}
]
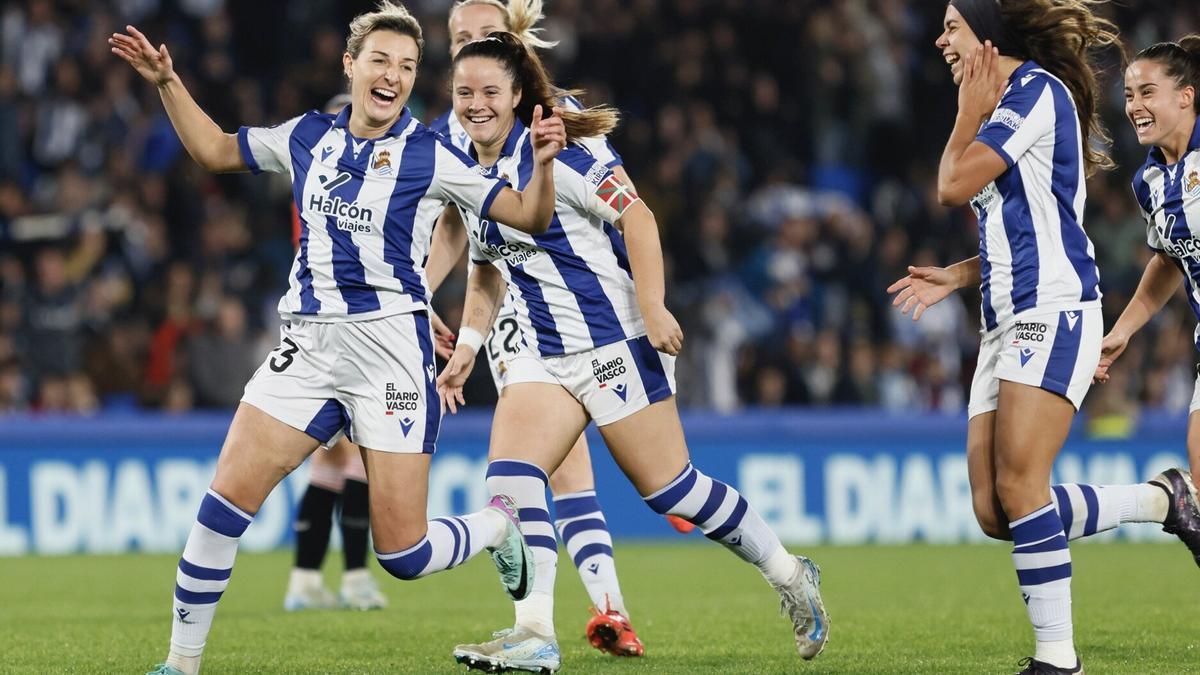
[
  {"left": 993, "top": 471, "right": 1041, "bottom": 515},
  {"left": 972, "top": 502, "right": 1010, "bottom": 540}
]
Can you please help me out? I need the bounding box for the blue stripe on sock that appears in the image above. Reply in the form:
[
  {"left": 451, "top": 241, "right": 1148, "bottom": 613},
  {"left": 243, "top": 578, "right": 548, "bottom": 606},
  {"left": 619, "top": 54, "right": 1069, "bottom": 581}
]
[
  {"left": 525, "top": 535, "right": 557, "bottom": 551},
  {"left": 1052, "top": 485, "right": 1073, "bottom": 537},
  {"left": 645, "top": 467, "right": 698, "bottom": 514},
  {"left": 554, "top": 495, "right": 601, "bottom": 519},
  {"left": 1080, "top": 484, "right": 1099, "bottom": 536},
  {"left": 1010, "top": 504, "right": 1060, "bottom": 542},
  {"left": 178, "top": 558, "right": 231, "bottom": 581},
  {"left": 706, "top": 496, "right": 748, "bottom": 541},
  {"left": 572, "top": 542, "right": 614, "bottom": 568},
  {"left": 692, "top": 481, "right": 729, "bottom": 526},
  {"left": 433, "top": 518, "right": 461, "bottom": 568},
  {"left": 517, "top": 508, "right": 552, "bottom": 525},
  {"left": 486, "top": 460, "right": 549, "bottom": 482},
  {"left": 1013, "top": 534, "right": 1068, "bottom": 554},
  {"left": 197, "top": 493, "right": 252, "bottom": 538},
  {"left": 559, "top": 517, "right": 608, "bottom": 542},
  {"left": 453, "top": 517, "right": 471, "bottom": 567},
  {"left": 377, "top": 538, "right": 433, "bottom": 580},
  {"left": 174, "top": 585, "right": 222, "bottom": 605},
  {"left": 1016, "top": 561, "right": 1073, "bottom": 586}
]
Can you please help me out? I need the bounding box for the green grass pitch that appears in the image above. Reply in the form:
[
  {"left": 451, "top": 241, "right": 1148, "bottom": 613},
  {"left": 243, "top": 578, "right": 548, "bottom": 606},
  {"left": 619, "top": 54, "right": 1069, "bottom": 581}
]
[{"left": 2, "top": 543, "right": 1197, "bottom": 673}]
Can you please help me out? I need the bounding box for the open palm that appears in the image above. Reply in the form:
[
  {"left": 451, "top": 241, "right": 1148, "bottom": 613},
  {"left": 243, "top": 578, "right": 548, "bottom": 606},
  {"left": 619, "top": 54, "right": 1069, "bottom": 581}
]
[
  {"left": 109, "top": 25, "right": 175, "bottom": 86},
  {"left": 887, "top": 265, "right": 957, "bottom": 321}
]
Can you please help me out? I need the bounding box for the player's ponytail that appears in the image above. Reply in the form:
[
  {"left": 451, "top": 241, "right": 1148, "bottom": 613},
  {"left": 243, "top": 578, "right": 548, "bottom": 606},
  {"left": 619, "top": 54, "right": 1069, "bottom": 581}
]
[
  {"left": 1131, "top": 35, "right": 1200, "bottom": 114},
  {"left": 454, "top": 31, "right": 618, "bottom": 141},
  {"left": 984, "top": 0, "right": 1121, "bottom": 176},
  {"left": 449, "top": 0, "right": 558, "bottom": 51}
]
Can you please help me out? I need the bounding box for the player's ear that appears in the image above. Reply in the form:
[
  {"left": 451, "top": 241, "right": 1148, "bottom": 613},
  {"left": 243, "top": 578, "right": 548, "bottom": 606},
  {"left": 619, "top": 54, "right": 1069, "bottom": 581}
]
[
  {"left": 342, "top": 52, "right": 354, "bottom": 82},
  {"left": 511, "top": 87, "right": 522, "bottom": 111}
]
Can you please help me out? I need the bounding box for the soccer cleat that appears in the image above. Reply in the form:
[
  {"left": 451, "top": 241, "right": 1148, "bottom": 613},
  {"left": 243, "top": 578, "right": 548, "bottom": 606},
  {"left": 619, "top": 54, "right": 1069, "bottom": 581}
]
[
  {"left": 485, "top": 494, "right": 535, "bottom": 601},
  {"left": 452, "top": 625, "right": 561, "bottom": 673},
  {"left": 773, "top": 555, "right": 829, "bottom": 660},
  {"left": 146, "top": 665, "right": 186, "bottom": 675},
  {"left": 665, "top": 514, "right": 695, "bottom": 534},
  {"left": 339, "top": 568, "right": 388, "bottom": 611},
  {"left": 585, "top": 599, "right": 644, "bottom": 657},
  {"left": 1149, "top": 468, "right": 1200, "bottom": 567},
  {"left": 283, "top": 569, "right": 338, "bottom": 611},
  {"left": 1015, "top": 656, "right": 1084, "bottom": 674}
]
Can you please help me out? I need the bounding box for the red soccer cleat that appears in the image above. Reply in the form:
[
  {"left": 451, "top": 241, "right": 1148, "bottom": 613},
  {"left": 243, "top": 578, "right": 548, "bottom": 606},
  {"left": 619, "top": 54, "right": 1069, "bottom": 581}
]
[
  {"left": 585, "top": 599, "right": 645, "bottom": 657},
  {"left": 666, "top": 514, "right": 695, "bottom": 534}
]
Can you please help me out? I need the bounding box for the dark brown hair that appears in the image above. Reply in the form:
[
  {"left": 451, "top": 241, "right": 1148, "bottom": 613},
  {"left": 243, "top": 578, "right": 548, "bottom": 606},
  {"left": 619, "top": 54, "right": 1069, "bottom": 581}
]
[
  {"left": 453, "top": 31, "right": 617, "bottom": 141},
  {"left": 1130, "top": 36, "right": 1200, "bottom": 113}
]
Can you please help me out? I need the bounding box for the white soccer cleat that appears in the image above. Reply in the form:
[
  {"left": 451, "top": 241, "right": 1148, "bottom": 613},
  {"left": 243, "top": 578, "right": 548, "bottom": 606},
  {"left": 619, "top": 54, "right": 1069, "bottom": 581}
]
[
  {"left": 453, "top": 625, "right": 561, "bottom": 673},
  {"left": 773, "top": 555, "right": 830, "bottom": 659},
  {"left": 283, "top": 569, "right": 337, "bottom": 611},
  {"left": 339, "top": 568, "right": 388, "bottom": 611}
]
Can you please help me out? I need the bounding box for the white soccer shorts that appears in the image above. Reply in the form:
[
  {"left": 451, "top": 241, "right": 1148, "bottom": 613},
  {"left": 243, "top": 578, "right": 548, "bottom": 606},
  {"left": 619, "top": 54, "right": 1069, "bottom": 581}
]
[
  {"left": 967, "top": 307, "right": 1102, "bottom": 419},
  {"left": 241, "top": 312, "right": 441, "bottom": 453}
]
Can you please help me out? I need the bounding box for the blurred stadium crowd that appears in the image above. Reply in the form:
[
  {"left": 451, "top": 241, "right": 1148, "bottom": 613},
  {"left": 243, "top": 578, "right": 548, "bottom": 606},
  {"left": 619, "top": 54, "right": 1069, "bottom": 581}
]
[{"left": 0, "top": 0, "right": 1198, "bottom": 416}]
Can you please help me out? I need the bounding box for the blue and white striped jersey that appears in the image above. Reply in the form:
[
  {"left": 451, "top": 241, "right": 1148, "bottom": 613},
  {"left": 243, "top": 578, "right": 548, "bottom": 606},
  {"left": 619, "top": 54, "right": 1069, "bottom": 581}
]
[
  {"left": 238, "top": 106, "right": 506, "bottom": 321},
  {"left": 1133, "top": 118, "right": 1200, "bottom": 349},
  {"left": 461, "top": 120, "right": 643, "bottom": 357},
  {"left": 970, "top": 60, "right": 1101, "bottom": 333}
]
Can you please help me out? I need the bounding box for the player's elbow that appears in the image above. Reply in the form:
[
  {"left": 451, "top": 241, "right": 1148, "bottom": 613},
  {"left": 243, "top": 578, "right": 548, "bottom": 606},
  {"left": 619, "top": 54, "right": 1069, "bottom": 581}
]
[{"left": 936, "top": 181, "right": 970, "bottom": 207}]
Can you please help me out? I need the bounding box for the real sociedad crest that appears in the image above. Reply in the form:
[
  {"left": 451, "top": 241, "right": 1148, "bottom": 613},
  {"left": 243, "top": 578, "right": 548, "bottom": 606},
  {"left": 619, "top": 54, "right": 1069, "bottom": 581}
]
[
  {"left": 371, "top": 149, "right": 393, "bottom": 176},
  {"left": 1186, "top": 169, "right": 1200, "bottom": 198}
]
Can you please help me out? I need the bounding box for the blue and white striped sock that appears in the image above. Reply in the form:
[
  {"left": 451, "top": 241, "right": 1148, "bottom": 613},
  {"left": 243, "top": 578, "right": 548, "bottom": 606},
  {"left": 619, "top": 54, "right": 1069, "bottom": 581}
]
[
  {"left": 644, "top": 463, "right": 795, "bottom": 586},
  {"left": 1011, "top": 503, "right": 1075, "bottom": 668},
  {"left": 374, "top": 512, "right": 495, "bottom": 579},
  {"left": 1051, "top": 483, "right": 1165, "bottom": 540},
  {"left": 169, "top": 490, "right": 253, "bottom": 664},
  {"left": 487, "top": 459, "right": 556, "bottom": 635},
  {"left": 553, "top": 489, "right": 626, "bottom": 616}
]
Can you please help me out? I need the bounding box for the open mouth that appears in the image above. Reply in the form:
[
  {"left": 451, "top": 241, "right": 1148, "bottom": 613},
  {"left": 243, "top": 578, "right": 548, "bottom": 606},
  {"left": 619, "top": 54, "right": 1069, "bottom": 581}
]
[
  {"left": 1133, "top": 116, "right": 1154, "bottom": 134},
  {"left": 371, "top": 88, "right": 397, "bottom": 106},
  {"left": 465, "top": 113, "right": 495, "bottom": 125}
]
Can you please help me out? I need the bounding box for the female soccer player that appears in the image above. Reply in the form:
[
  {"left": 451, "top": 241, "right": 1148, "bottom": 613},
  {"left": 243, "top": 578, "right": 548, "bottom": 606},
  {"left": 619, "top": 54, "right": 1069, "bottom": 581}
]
[
  {"left": 437, "top": 32, "right": 829, "bottom": 673},
  {"left": 1092, "top": 37, "right": 1200, "bottom": 559},
  {"left": 424, "top": 0, "right": 650, "bottom": 657},
  {"left": 110, "top": 3, "right": 568, "bottom": 673},
  {"left": 888, "top": 2, "right": 1195, "bottom": 673}
]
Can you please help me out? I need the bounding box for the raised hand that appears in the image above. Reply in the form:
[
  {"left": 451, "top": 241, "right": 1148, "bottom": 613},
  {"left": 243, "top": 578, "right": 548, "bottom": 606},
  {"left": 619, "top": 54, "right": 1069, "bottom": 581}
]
[
  {"left": 530, "top": 105, "right": 566, "bottom": 165},
  {"left": 958, "top": 40, "right": 1007, "bottom": 124},
  {"left": 1093, "top": 331, "right": 1129, "bottom": 384},
  {"left": 109, "top": 25, "right": 176, "bottom": 87},
  {"left": 643, "top": 304, "right": 683, "bottom": 355},
  {"left": 435, "top": 345, "right": 477, "bottom": 414},
  {"left": 887, "top": 265, "right": 959, "bottom": 321}
]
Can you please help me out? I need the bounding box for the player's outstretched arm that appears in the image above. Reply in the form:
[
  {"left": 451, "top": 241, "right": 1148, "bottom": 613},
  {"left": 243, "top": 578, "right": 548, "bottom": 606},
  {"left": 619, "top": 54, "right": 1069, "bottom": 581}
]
[
  {"left": 109, "top": 25, "right": 244, "bottom": 173},
  {"left": 426, "top": 206, "right": 469, "bottom": 294},
  {"left": 887, "top": 256, "right": 979, "bottom": 321},
  {"left": 620, "top": 201, "right": 683, "bottom": 355},
  {"left": 1094, "top": 252, "right": 1183, "bottom": 383},
  {"left": 485, "top": 105, "right": 565, "bottom": 234},
  {"left": 436, "top": 263, "right": 506, "bottom": 413}
]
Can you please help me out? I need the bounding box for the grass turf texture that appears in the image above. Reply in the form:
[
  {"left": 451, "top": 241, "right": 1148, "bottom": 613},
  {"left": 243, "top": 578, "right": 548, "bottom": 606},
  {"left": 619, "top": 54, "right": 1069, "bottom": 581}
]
[{"left": 1, "top": 543, "right": 1197, "bottom": 673}]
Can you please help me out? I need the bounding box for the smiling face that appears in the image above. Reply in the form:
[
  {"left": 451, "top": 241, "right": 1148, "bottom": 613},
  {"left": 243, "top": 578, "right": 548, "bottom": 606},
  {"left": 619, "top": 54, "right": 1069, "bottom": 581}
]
[
  {"left": 342, "top": 29, "right": 419, "bottom": 132},
  {"left": 935, "top": 4, "right": 983, "bottom": 86},
  {"left": 1125, "top": 58, "right": 1196, "bottom": 149},
  {"left": 453, "top": 55, "right": 520, "bottom": 154},
  {"left": 449, "top": 3, "right": 507, "bottom": 58}
]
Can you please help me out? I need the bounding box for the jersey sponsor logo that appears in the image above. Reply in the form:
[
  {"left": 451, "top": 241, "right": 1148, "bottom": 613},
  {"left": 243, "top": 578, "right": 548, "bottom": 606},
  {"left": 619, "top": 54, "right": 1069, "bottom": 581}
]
[
  {"left": 584, "top": 163, "right": 608, "bottom": 187},
  {"left": 971, "top": 184, "right": 999, "bottom": 211},
  {"left": 399, "top": 417, "right": 416, "bottom": 437},
  {"left": 593, "top": 356, "right": 627, "bottom": 390},
  {"left": 1012, "top": 321, "right": 1048, "bottom": 344},
  {"left": 384, "top": 382, "right": 420, "bottom": 413},
  {"left": 595, "top": 175, "right": 638, "bottom": 216},
  {"left": 309, "top": 181, "right": 376, "bottom": 234},
  {"left": 371, "top": 149, "right": 393, "bottom": 176},
  {"left": 993, "top": 107, "right": 1025, "bottom": 132},
  {"left": 1187, "top": 170, "right": 1200, "bottom": 198},
  {"left": 474, "top": 219, "right": 541, "bottom": 265}
]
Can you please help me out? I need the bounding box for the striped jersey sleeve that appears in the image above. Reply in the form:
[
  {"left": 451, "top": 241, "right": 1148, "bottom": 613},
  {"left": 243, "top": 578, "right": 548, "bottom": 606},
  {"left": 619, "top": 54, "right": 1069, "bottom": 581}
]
[
  {"left": 976, "top": 76, "right": 1055, "bottom": 168},
  {"left": 237, "top": 113, "right": 311, "bottom": 175},
  {"left": 1131, "top": 170, "right": 1162, "bottom": 250},
  {"left": 428, "top": 137, "right": 507, "bottom": 219},
  {"left": 553, "top": 146, "right": 640, "bottom": 222}
]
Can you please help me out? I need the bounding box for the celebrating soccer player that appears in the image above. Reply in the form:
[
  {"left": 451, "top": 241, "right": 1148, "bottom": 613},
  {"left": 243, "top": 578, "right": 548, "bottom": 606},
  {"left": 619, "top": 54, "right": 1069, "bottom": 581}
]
[
  {"left": 435, "top": 31, "right": 829, "bottom": 673},
  {"left": 110, "top": 2, "right": 570, "bottom": 672}
]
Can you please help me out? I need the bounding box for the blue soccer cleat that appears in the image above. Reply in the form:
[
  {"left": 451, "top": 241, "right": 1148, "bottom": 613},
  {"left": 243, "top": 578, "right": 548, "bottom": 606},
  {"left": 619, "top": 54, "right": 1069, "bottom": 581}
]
[
  {"left": 453, "top": 626, "right": 560, "bottom": 674},
  {"left": 484, "top": 494, "right": 535, "bottom": 601},
  {"left": 773, "top": 555, "right": 829, "bottom": 659},
  {"left": 146, "top": 665, "right": 186, "bottom": 675}
]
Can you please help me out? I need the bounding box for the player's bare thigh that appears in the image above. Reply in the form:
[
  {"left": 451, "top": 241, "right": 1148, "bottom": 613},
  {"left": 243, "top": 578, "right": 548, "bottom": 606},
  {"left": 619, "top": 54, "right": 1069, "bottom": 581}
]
[
  {"left": 210, "top": 402, "right": 321, "bottom": 514},
  {"left": 992, "top": 380, "right": 1075, "bottom": 518},
  {"left": 548, "top": 433, "right": 595, "bottom": 496},
  {"left": 966, "top": 410, "right": 1009, "bottom": 540},
  {"left": 359, "top": 450, "right": 432, "bottom": 551},
  {"left": 597, "top": 395, "right": 689, "bottom": 497},
  {"left": 1187, "top": 411, "right": 1200, "bottom": 489},
  {"left": 491, "top": 382, "right": 590, "bottom": 476}
]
